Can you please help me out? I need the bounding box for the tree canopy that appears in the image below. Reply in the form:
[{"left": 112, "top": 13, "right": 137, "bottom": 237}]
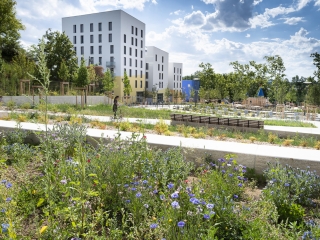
[{"left": 0, "top": 0, "right": 25, "bottom": 61}]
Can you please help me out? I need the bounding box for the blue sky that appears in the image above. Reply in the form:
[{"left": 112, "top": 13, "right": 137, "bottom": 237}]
[{"left": 16, "top": 0, "right": 320, "bottom": 79}]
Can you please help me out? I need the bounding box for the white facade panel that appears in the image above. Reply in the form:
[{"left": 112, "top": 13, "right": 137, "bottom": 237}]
[{"left": 168, "top": 62, "right": 183, "bottom": 91}]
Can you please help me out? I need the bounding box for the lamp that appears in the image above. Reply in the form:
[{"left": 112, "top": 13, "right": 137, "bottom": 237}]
[{"left": 303, "top": 80, "right": 312, "bottom": 116}]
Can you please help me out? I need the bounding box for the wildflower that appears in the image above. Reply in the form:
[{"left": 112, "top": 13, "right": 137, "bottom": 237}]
[
  {"left": 153, "top": 189, "right": 158, "bottom": 194},
  {"left": 186, "top": 187, "right": 192, "bottom": 192},
  {"left": 206, "top": 203, "right": 214, "bottom": 209},
  {"left": 144, "top": 204, "right": 149, "bottom": 208},
  {"left": 150, "top": 223, "right": 158, "bottom": 229},
  {"left": 188, "top": 193, "right": 195, "bottom": 197},
  {"left": 125, "top": 199, "right": 130, "bottom": 203},
  {"left": 238, "top": 183, "right": 243, "bottom": 187},
  {"left": 171, "top": 192, "right": 179, "bottom": 199},
  {"left": 60, "top": 179, "right": 67, "bottom": 185},
  {"left": 143, "top": 135, "right": 147, "bottom": 139},
  {"left": 284, "top": 183, "right": 290, "bottom": 187},
  {"left": 187, "top": 211, "right": 193, "bottom": 216},
  {"left": 233, "top": 195, "right": 238, "bottom": 199},
  {"left": 177, "top": 221, "right": 185, "bottom": 228},
  {"left": 124, "top": 184, "right": 129, "bottom": 188},
  {"left": 142, "top": 180, "right": 148, "bottom": 184},
  {"left": 131, "top": 187, "right": 137, "bottom": 191},
  {"left": 6, "top": 197, "right": 12, "bottom": 202},
  {"left": 1, "top": 180, "right": 7, "bottom": 184},
  {"left": 184, "top": 179, "right": 189, "bottom": 183},
  {"left": 237, "top": 176, "right": 242, "bottom": 180},
  {"left": 5, "top": 182, "right": 12, "bottom": 189},
  {"left": 209, "top": 211, "right": 215, "bottom": 215},
  {"left": 167, "top": 182, "right": 174, "bottom": 189},
  {"left": 228, "top": 173, "right": 233, "bottom": 177},
  {"left": 87, "top": 159, "right": 91, "bottom": 163},
  {"left": 190, "top": 197, "right": 200, "bottom": 205},
  {"left": 1, "top": 223, "right": 10, "bottom": 233},
  {"left": 221, "top": 170, "right": 226, "bottom": 174},
  {"left": 136, "top": 192, "right": 142, "bottom": 198},
  {"left": 160, "top": 195, "right": 165, "bottom": 200},
  {"left": 1, "top": 209, "right": 5, "bottom": 213},
  {"left": 227, "top": 164, "right": 231, "bottom": 167},
  {"left": 171, "top": 201, "right": 180, "bottom": 209},
  {"left": 203, "top": 214, "right": 210, "bottom": 220}
]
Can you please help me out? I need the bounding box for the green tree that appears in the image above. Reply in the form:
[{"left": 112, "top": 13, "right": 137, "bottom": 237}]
[
  {"left": 310, "top": 52, "right": 320, "bottom": 81},
  {"left": 87, "top": 64, "right": 96, "bottom": 84},
  {"left": 32, "top": 29, "right": 78, "bottom": 81},
  {"left": 198, "top": 63, "right": 215, "bottom": 90},
  {"left": 76, "top": 57, "right": 89, "bottom": 87},
  {"left": 58, "top": 59, "right": 69, "bottom": 82},
  {"left": 123, "top": 71, "right": 132, "bottom": 100},
  {"left": 164, "top": 85, "right": 171, "bottom": 103},
  {"left": 101, "top": 68, "right": 114, "bottom": 94},
  {"left": 0, "top": 0, "right": 24, "bottom": 61},
  {"left": 291, "top": 75, "right": 307, "bottom": 104}
]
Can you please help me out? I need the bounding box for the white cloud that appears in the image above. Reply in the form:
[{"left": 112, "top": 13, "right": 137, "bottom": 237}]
[
  {"left": 246, "top": 34, "right": 251, "bottom": 38},
  {"left": 281, "top": 17, "right": 305, "bottom": 25},
  {"left": 315, "top": 0, "right": 320, "bottom": 6},
  {"left": 170, "top": 10, "right": 183, "bottom": 16},
  {"left": 253, "top": 0, "right": 263, "bottom": 6},
  {"left": 184, "top": 11, "right": 206, "bottom": 26},
  {"left": 296, "top": 0, "right": 312, "bottom": 10},
  {"left": 191, "top": 5, "right": 194, "bottom": 10}
]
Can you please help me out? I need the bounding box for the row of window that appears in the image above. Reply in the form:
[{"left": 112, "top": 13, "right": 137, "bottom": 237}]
[
  {"left": 124, "top": 57, "right": 144, "bottom": 69},
  {"left": 174, "top": 67, "right": 182, "bottom": 74},
  {"left": 74, "top": 45, "right": 114, "bottom": 55},
  {"left": 73, "top": 22, "right": 112, "bottom": 33},
  {"left": 173, "top": 82, "right": 182, "bottom": 88},
  {"left": 155, "top": 55, "right": 165, "bottom": 63},
  {"left": 144, "top": 72, "right": 164, "bottom": 80},
  {"left": 123, "top": 35, "right": 144, "bottom": 48},
  {"left": 124, "top": 68, "right": 144, "bottom": 79},
  {"left": 124, "top": 46, "right": 143, "bottom": 58},
  {"left": 73, "top": 34, "right": 112, "bottom": 44},
  {"left": 173, "top": 75, "right": 182, "bottom": 81},
  {"left": 131, "top": 26, "right": 144, "bottom": 38}
]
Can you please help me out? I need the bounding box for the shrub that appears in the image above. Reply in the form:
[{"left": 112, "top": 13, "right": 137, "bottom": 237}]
[
  {"left": 20, "top": 102, "right": 31, "bottom": 110},
  {"left": 6, "top": 100, "right": 16, "bottom": 110},
  {"left": 176, "top": 124, "right": 185, "bottom": 133},
  {"left": 268, "top": 133, "right": 277, "bottom": 144},
  {"left": 282, "top": 139, "right": 294, "bottom": 146},
  {"left": 119, "top": 121, "right": 132, "bottom": 131},
  {"left": 314, "top": 141, "right": 320, "bottom": 150},
  {"left": 249, "top": 136, "right": 256, "bottom": 143},
  {"left": 218, "top": 134, "right": 226, "bottom": 140},
  {"left": 299, "top": 139, "right": 308, "bottom": 147},
  {"left": 164, "top": 130, "right": 172, "bottom": 136},
  {"left": 154, "top": 119, "right": 168, "bottom": 135},
  {"left": 207, "top": 128, "right": 215, "bottom": 137},
  {"left": 17, "top": 115, "right": 27, "bottom": 122},
  {"left": 277, "top": 203, "right": 305, "bottom": 223}
]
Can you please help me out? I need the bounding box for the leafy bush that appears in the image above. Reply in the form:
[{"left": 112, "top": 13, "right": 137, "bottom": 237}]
[{"left": 154, "top": 119, "right": 169, "bottom": 135}]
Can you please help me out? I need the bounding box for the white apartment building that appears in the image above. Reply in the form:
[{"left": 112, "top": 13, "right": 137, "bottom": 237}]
[
  {"left": 145, "top": 46, "right": 168, "bottom": 101},
  {"left": 62, "top": 10, "right": 146, "bottom": 100},
  {"left": 168, "top": 62, "right": 183, "bottom": 91}
]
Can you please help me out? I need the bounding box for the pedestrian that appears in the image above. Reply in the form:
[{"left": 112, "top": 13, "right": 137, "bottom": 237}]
[{"left": 113, "top": 96, "right": 119, "bottom": 118}]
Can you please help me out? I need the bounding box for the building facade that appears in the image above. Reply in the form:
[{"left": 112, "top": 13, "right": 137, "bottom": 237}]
[
  {"left": 168, "top": 62, "right": 183, "bottom": 92},
  {"left": 144, "top": 46, "right": 169, "bottom": 101},
  {"left": 62, "top": 10, "right": 146, "bottom": 100}
]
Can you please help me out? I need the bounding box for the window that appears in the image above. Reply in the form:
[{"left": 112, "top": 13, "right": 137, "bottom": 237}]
[
  {"left": 140, "top": 71, "right": 142, "bottom": 78},
  {"left": 159, "top": 73, "right": 161, "bottom": 79},
  {"left": 140, "top": 80, "right": 142, "bottom": 88},
  {"left": 131, "top": 26, "right": 134, "bottom": 34},
  {"left": 174, "top": 75, "right": 175, "bottom": 80},
  {"left": 146, "top": 72, "right": 148, "bottom": 79},
  {"left": 99, "top": 34, "right": 102, "bottom": 43},
  {"left": 124, "top": 46, "right": 126, "bottom": 54},
  {"left": 124, "top": 57, "right": 126, "bottom": 66},
  {"left": 73, "top": 36, "right": 76, "bottom": 44},
  {"left": 155, "top": 54, "right": 157, "bottom": 61},
  {"left": 90, "top": 46, "right": 94, "bottom": 54},
  {"left": 129, "top": 58, "right": 132, "bottom": 66},
  {"left": 141, "top": 40, "right": 143, "bottom": 48},
  {"left": 146, "top": 81, "right": 148, "bottom": 88},
  {"left": 162, "top": 73, "right": 163, "bottom": 79},
  {"left": 174, "top": 83, "right": 175, "bottom": 88},
  {"left": 90, "top": 23, "right": 93, "bottom": 32},
  {"left": 81, "top": 35, "right": 84, "bottom": 44},
  {"left": 74, "top": 47, "right": 77, "bottom": 54},
  {"left": 80, "top": 24, "right": 83, "bottom": 33},
  {"left": 99, "top": 46, "right": 102, "bottom": 54},
  {"left": 99, "top": 22, "right": 102, "bottom": 31},
  {"left": 140, "top": 50, "right": 143, "bottom": 58},
  {"left": 135, "top": 49, "right": 137, "bottom": 57},
  {"left": 109, "top": 34, "right": 112, "bottom": 42},
  {"left": 140, "top": 60, "right": 143, "bottom": 68},
  {"left": 131, "top": 37, "right": 134, "bottom": 45},
  {"left": 135, "top": 80, "right": 137, "bottom": 88},
  {"left": 180, "top": 76, "right": 181, "bottom": 81},
  {"left": 174, "top": 67, "right": 175, "bottom": 73},
  {"left": 180, "top": 69, "right": 182, "bottom": 74},
  {"left": 135, "top": 38, "right": 137, "bottom": 46},
  {"left": 90, "top": 57, "right": 94, "bottom": 64},
  {"left": 162, "top": 65, "right": 163, "bottom": 71},
  {"left": 108, "top": 22, "right": 112, "bottom": 31},
  {"left": 146, "top": 63, "right": 149, "bottom": 70},
  {"left": 124, "top": 34, "right": 126, "bottom": 43},
  {"left": 73, "top": 25, "right": 76, "bottom": 33},
  {"left": 124, "top": 68, "right": 126, "bottom": 74},
  {"left": 129, "top": 47, "right": 132, "bottom": 56},
  {"left": 158, "top": 64, "right": 160, "bottom": 71},
  {"left": 141, "top": 29, "right": 143, "bottom": 38},
  {"left": 110, "top": 45, "right": 114, "bottom": 54},
  {"left": 99, "top": 57, "right": 102, "bottom": 65},
  {"left": 135, "top": 59, "right": 137, "bottom": 67},
  {"left": 135, "top": 27, "right": 138, "bottom": 36},
  {"left": 162, "top": 56, "right": 164, "bottom": 63},
  {"left": 81, "top": 46, "right": 84, "bottom": 55},
  {"left": 129, "top": 69, "right": 132, "bottom": 77},
  {"left": 90, "top": 35, "right": 93, "bottom": 43}
]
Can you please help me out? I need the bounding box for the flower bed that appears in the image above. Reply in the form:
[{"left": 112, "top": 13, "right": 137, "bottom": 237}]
[{"left": 0, "top": 124, "right": 320, "bottom": 239}]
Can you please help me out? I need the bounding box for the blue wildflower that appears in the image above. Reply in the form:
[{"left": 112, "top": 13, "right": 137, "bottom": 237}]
[
  {"left": 203, "top": 214, "right": 210, "bottom": 220},
  {"left": 233, "top": 195, "right": 238, "bottom": 199},
  {"left": 125, "top": 199, "right": 130, "bottom": 203},
  {"left": 238, "top": 183, "right": 243, "bottom": 187},
  {"left": 171, "top": 201, "right": 180, "bottom": 209},
  {"left": 1, "top": 180, "right": 7, "bottom": 184},
  {"left": 167, "top": 182, "right": 174, "bottom": 189},
  {"left": 150, "top": 223, "right": 158, "bottom": 229},
  {"left": 153, "top": 189, "right": 158, "bottom": 194},
  {"left": 160, "top": 195, "right": 165, "bottom": 200},
  {"left": 1, "top": 223, "right": 9, "bottom": 233},
  {"left": 284, "top": 183, "right": 290, "bottom": 187},
  {"left": 142, "top": 180, "right": 148, "bottom": 184},
  {"left": 1, "top": 209, "right": 5, "bottom": 213},
  {"left": 206, "top": 203, "right": 214, "bottom": 209},
  {"left": 124, "top": 184, "right": 129, "bottom": 188},
  {"left": 6, "top": 197, "right": 12, "bottom": 202},
  {"left": 171, "top": 192, "right": 179, "bottom": 199},
  {"left": 131, "top": 187, "right": 137, "bottom": 191},
  {"left": 190, "top": 197, "right": 200, "bottom": 205},
  {"left": 188, "top": 193, "right": 195, "bottom": 197},
  {"left": 221, "top": 170, "right": 226, "bottom": 174},
  {"left": 228, "top": 173, "right": 233, "bottom": 177},
  {"left": 177, "top": 221, "right": 185, "bottom": 228},
  {"left": 136, "top": 192, "right": 142, "bottom": 198}
]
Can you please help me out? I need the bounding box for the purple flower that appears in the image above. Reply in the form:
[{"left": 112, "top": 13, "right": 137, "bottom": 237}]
[
  {"left": 153, "top": 189, "right": 158, "bottom": 194},
  {"left": 150, "top": 223, "right": 158, "bottom": 229},
  {"left": 221, "top": 170, "right": 226, "bottom": 174},
  {"left": 237, "top": 176, "right": 242, "bottom": 180},
  {"left": 177, "top": 221, "right": 185, "bottom": 228},
  {"left": 1, "top": 180, "right": 7, "bottom": 184},
  {"left": 228, "top": 173, "right": 233, "bottom": 177},
  {"left": 233, "top": 195, "right": 238, "bottom": 199},
  {"left": 238, "top": 183, "right": 243, "bottom": 187},
  {"left": 125, "top": 199, "right": 130, "bottom": 203},
  {"left": 188, "top": 193, "right": 195, "bottom": 197},
  {"left": 124, "top": 184, "right": 129, "bottom": 188},
  {"left": 1, "top": 209, "right": 6, "bottom": 213},
  {"left": 142, "top": 180, "right": 148, "bottom": 184},
  {"left": 136, "top": 192, "right": 142, "bottom": 198},
  {"left": 6, "top": 197, "right": 12, "bottom": 202},
  {"left": 209, "top": 211, "right": 215, "bottom": 215},
  {"left": 160, "top": 195, "right": 165, "bottom": 200},
  {"left": 167, "top": 182, "right": 174, "bottom": 189},
  {"left": 131, "top": 187, "right": 137, "bottom": 191},
  {"left": 171, "top": 192, "right": 179, "bottom": 199},
  {"left": 60, "top": 179, "right": 67, "bottom": 185},
  {"left": 190, "top": 197, "right": 200, "bottom": 205},
  {"left": 171, "top": 201, "right": 180, "bottom": 209},
  {"left": 5, "top": 182, "right": 12, "bottom": 189},
  {"left": 1, "top": 223, "right": 10, "bottom": 233},
  {"left": 203, "top": 214, "right": 210, "bottom": 220},
  {"left": 284, "top": 183, "right": 290, "bottom": 187},
  {"left": 206, "top": 203, "right": 214, "bottom": 209}
]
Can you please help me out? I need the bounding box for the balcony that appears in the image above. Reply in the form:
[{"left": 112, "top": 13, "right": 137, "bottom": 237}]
[{"left": 106, "top": 61, "right": 116, "bottom": 68}]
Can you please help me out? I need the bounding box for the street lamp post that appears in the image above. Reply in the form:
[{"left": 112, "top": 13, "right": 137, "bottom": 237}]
[{"left": 304, "top": 80, "right": 311, "bottom": 116}]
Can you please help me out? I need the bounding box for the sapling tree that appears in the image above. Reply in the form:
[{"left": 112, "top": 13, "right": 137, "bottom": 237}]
[
  {"left": 58, "top": 59, "right": 69, "bottom": 82},
  {"left": 76, "top": 57, "right": 89, "bottom": 87},
  {"left": 123, "top": 71, "right": 132, "bottom": 104}
]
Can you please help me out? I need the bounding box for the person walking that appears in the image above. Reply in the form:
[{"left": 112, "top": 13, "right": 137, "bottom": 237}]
[{"left": 113, "top": 96, "right": 119, "bottom": 118}]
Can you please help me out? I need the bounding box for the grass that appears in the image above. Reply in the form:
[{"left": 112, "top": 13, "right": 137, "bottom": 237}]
[{"left": 264, "top": 119, "right": 316, "bottom": 128}]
